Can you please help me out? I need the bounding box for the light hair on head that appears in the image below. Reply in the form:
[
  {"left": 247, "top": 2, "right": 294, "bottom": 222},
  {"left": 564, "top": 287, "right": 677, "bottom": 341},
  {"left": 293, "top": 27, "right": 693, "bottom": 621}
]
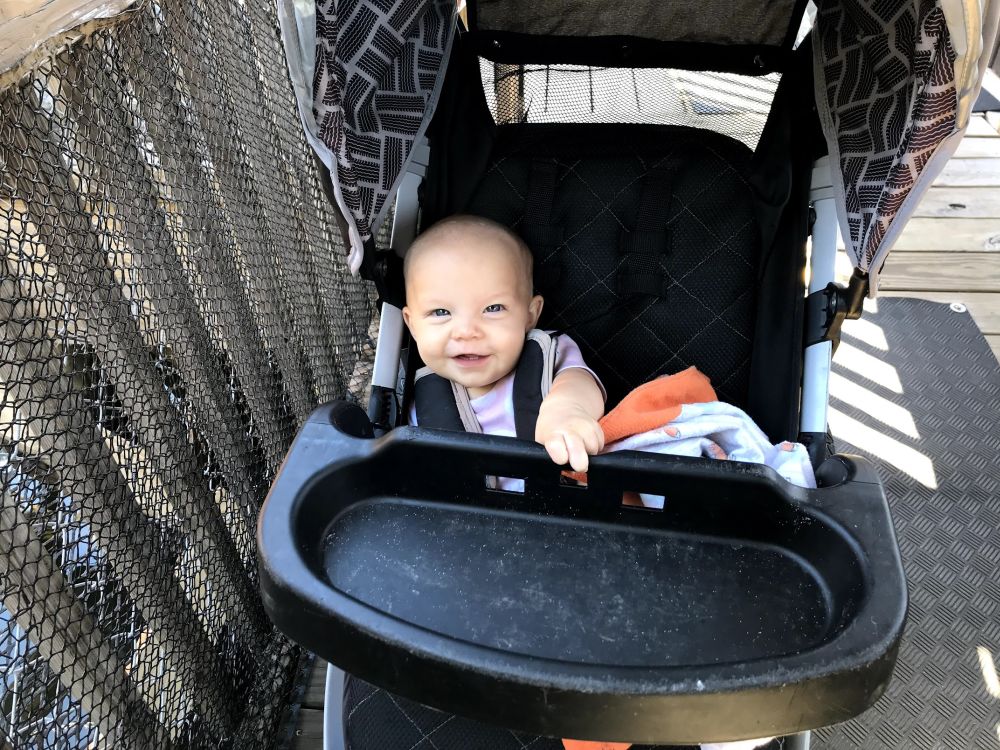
[{"left": 404, "top": 214, "right": 534, "bottom": 294}]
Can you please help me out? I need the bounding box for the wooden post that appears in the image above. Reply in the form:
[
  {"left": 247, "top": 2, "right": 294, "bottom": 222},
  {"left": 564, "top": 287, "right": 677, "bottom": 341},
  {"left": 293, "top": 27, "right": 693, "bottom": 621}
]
[
  {"left": 0, "top": 487, "right": 167, "bottom": 749},
  {"left": 495, "top": 63, "right": 525, "bottom": 124},
  {"left": 6, "top": 70, "right": 270, "bottom": 657}
]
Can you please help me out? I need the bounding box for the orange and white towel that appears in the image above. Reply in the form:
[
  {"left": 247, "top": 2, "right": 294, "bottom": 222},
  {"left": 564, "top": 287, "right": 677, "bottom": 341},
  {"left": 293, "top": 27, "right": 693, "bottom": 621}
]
[{"left": 569, "top": 367, "right": 815, "bottom": 502}]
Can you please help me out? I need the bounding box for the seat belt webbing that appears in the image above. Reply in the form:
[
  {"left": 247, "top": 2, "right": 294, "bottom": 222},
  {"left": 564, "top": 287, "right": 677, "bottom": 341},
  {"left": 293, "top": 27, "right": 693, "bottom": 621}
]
[{"left": 617, "top": 167, "right": 672, "bottom": 297}]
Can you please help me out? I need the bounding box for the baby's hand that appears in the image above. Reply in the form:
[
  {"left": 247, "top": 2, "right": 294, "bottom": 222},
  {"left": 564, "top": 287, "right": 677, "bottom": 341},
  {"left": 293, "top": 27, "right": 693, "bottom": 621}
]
[{"left": 535, "top": 400, "right": 605, "bottom": 472}]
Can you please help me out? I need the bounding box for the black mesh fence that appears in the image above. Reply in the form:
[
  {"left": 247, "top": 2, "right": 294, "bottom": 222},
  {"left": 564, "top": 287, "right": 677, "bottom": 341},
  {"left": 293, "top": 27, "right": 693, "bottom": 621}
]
[
  {"left": 480, "top": 61, "right": 780, "bottom": 148},
  {"left": 0, "top": 1, "right": 376, "bottom": 747}
]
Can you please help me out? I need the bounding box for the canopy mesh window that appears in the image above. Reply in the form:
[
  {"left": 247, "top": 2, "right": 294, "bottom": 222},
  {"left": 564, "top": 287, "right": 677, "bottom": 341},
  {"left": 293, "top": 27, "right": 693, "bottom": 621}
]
[
  {"left": 0, "top": 1, "right": 375, "bottom": 747},
  {"left": 480, "top": 62, "right": 781, "bottom": 149}
]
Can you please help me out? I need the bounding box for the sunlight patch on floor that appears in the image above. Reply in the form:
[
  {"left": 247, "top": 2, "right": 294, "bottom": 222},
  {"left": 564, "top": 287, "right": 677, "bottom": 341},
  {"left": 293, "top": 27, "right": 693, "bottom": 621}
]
[
  {"left": 828, "top": 408, "right": 938, "bottom": 488},
  {"left": 842, "top": 317, "right": 889, "bottom": 351},
  {"left": 978, "top": 646, "right": 1000, "bottom": 699},
  {"left": 834, "top": 342, "right": 904, "bottom": 394},
  {"left": 829, "top": 372, "right": 919, "bottom": 438},
  {"left": 831, "top": 314, "right": 935, "bottom": 486}
]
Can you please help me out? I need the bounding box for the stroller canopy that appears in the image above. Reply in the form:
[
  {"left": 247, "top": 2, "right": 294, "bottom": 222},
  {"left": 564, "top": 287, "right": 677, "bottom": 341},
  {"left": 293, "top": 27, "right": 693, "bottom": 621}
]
[{"left": 279, "top": 0, "right": 1000, "bottom": 292}]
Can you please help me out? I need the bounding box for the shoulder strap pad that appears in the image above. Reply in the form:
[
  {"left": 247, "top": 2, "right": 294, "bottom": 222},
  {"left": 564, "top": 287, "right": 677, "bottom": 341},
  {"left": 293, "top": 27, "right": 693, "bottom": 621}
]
[
  {"left": 413, "top": 366, "right": 482, "bottom": 433},
  {"left": 512, "top": 329, "right": 557, "bottom": 441}
]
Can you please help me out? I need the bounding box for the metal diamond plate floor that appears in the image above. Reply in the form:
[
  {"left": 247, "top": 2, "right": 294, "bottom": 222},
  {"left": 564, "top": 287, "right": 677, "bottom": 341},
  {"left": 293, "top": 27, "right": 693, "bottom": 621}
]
[{"left": 815, "top": 297, "right": 1000, "bottom": 750}]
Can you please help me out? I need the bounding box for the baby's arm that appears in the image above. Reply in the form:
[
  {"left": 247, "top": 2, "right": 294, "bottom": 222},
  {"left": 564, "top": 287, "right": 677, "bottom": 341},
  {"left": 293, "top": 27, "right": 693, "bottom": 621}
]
[{"left": 535, "top": 368, "right": 605, "bottom": 472}]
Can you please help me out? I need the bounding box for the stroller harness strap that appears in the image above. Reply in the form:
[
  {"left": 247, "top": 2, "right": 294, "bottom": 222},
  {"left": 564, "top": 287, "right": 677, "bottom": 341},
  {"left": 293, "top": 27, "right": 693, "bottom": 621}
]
[
  {"left": 617, "top": 167, "right": 672, "bottom": 298},
  {"left": 413, "top": 329, "right": 557, "bottom": 441}
]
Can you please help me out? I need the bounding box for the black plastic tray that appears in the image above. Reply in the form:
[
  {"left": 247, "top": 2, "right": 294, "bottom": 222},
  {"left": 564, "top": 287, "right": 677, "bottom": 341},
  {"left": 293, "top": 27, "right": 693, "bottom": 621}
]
[{"left": 258, "top": 402, "right": 906, "bottom": 745}]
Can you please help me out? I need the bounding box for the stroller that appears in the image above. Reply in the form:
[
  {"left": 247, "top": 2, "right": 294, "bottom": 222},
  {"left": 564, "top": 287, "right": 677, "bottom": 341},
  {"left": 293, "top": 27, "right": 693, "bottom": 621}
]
[{"left": 260, "top": 1, "right": 1000, "bottom": 748}]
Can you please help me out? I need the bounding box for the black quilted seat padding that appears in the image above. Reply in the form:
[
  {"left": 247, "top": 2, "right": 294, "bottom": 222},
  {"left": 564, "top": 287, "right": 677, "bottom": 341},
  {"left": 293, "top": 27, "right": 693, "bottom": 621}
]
[
  {"left": 466, "top": 124, "right": 759, "bottom": 408},
  {"left": 342, "top": 675, "right": 700, "bottom": 750}
]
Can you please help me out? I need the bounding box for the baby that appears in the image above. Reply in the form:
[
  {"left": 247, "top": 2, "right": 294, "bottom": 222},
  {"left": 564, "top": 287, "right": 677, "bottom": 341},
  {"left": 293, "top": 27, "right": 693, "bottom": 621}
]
[{"left": 402, "top": 214, "right": 606, "bottom": 473}]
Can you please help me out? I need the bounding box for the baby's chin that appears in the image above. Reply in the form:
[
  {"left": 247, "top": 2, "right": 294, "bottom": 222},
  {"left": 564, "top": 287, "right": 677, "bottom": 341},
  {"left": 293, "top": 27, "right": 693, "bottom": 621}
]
[
  {"left": 448, "top": 371, "right": 501, "bottom": 396},
  {"left": 455, "top": 375, "right": 497, "bottom": 392}
]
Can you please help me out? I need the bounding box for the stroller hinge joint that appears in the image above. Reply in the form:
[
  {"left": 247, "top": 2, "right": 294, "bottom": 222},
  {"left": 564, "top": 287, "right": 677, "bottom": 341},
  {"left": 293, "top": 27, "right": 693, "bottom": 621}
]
[{"left": 805, "top": 268, "right": 868, "bottom": 351}]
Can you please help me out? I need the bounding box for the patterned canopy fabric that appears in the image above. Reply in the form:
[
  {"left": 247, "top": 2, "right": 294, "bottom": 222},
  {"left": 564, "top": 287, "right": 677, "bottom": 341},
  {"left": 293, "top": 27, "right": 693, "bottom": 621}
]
[
  {"left": 283, "top": 0, "right": 998, "bottom": 286},
  {"left": 279, "top": 0, "right": 455, "bottom": 272},
  {"left": 814, "top": 0, "right": 999, "bottom": 291}
]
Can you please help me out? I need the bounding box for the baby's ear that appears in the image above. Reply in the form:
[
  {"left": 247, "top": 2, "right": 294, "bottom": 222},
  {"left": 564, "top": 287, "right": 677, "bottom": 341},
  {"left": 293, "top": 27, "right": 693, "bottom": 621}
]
[
  {"left": 402, "top": 306, "right": 412, "bottom": 329},
  {"left": 527, "top": 295, "right": 544, "bottom": 329}
]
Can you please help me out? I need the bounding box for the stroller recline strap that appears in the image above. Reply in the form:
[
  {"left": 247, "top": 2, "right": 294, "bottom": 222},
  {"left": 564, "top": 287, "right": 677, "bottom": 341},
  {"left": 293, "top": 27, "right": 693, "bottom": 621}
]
[
  {"left": 414, "top": 367, "right": 481, "bottom": 434},
  {"left": 621, "top": 229, "right": 669, "bottom": 256},
  {"left": 617, "top": 168, "right": 672, "bottom": 297},
  {"left": 616, "top": 252, "right": 663, "bottom": 296}
]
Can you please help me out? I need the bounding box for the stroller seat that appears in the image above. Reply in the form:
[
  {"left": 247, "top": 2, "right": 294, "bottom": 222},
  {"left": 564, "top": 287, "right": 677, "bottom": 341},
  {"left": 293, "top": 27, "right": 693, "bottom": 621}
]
[
  {"left": 332, "top": 122, "right": 795, "bottom": 750},
  {"left": 259, "top": 117, "right": 904, "bottom": 730}
]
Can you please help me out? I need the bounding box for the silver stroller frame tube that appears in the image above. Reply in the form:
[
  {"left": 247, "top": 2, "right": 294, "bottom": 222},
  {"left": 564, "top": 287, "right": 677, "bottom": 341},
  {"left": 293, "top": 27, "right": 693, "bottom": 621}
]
[
  {"left": 786, "top": 730, "right": 812, "bottom": 749},
  {"left": 800, "top": 155, "right": 838, "bottom": 438},
  {"left": 323, "top": 662, "right": 346, "bottom": 750},
  {"left": 780, "top": 155, "right": 840, "bottom": 750},
  {"left": 368, "top": 138, "right": 430, "bottom": 421}
]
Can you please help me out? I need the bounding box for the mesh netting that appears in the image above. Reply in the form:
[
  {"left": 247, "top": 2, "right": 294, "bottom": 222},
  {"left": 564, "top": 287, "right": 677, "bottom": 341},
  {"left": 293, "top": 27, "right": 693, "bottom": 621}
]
[
  {"left": 480, "top": 62, "right": 780, "bottom": 148},
  {"left": 0, "top": 1, "right": 376, "bottom": 747}
]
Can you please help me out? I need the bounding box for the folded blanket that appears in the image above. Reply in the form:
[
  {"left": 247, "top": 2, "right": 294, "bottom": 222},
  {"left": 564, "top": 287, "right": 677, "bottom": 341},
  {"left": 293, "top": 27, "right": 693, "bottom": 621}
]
[
  {"left": 561, "top": 368, "right": 813, "bottom": 750},
  {"left": 568, "top": 367, "right": 816, "bottom": 500}
]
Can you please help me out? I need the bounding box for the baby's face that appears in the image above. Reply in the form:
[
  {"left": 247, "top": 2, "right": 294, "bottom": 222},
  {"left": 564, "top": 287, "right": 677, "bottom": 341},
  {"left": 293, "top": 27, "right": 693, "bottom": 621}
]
[{"left": 403, "top": 230, "right": 542, "bottom": 398}]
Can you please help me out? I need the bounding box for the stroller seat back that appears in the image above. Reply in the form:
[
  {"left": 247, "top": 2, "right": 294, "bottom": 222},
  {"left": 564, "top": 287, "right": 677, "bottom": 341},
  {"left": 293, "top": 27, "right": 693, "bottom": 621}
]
[{"left": 465, "top": 123, "right": 761, "bottom": 409}]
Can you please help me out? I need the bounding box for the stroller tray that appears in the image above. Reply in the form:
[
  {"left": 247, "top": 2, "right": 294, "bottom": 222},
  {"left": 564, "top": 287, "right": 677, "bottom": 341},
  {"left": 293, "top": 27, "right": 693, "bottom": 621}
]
[{"left": 258, "top": 402, "right": 906, "bottom": 744}]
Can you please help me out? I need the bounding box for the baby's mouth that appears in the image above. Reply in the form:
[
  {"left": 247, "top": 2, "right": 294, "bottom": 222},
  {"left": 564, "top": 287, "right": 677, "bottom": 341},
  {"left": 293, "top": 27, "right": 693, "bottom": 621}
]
[{"left": 452, "top": 353, "right": 488, "bottom": 364}]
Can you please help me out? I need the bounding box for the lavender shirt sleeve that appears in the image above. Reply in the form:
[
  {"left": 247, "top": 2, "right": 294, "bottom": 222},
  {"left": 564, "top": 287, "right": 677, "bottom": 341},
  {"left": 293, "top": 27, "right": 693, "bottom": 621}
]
[{"left": 553, "top": 333, "right": 606, "bottom": 403}]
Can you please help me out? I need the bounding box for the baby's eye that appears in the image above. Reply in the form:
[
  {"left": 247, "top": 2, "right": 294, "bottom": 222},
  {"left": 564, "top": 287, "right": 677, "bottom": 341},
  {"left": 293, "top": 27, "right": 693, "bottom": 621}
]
[
  {"left": 484, "top": 304, "right": 505, "bottom": 313},
  {"left": 429, "top": 308, "right": 450, "bottom": 317}
]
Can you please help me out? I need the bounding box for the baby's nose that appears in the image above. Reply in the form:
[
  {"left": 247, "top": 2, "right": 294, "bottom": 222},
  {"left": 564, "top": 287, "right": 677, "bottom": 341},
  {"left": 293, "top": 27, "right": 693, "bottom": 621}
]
[{"left": 452, "top": 316, "right": 482, "bottom": 338}]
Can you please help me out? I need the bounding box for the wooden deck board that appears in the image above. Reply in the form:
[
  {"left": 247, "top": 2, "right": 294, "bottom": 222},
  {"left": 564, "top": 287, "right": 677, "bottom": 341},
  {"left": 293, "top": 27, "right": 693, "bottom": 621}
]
[
  {"left": 953, "top": 137, "right": 1000, "bottom": 158},
  {"left": 288, "top": 661, "right": 327, "bottom": 749},
  {"left": 304, "top": 660, "right": 326, "bottom": 709},
  {"left": 879, "top": 252, "right": 1000, "bottom": 292},
  {"left": 291, "top": 708, "right": 324, "bottom": 750},
  {"left": 880, "top": 115, "right": 1000, "bottom": 348},
  {"left": 912, "top": 187, "right": 1000, "bottom": 218},
  {"left": 934, "top": 157, "right": 1000, "bottom": 186},
  {"left": 988, "top": 335, "right": 1000, "bottom": 359},
  {"left": 891, "top": 218, "right": 1000, "bottom": 251},
  {"left": 966, "top": 115, "right": 1000, "bottom": 136}
]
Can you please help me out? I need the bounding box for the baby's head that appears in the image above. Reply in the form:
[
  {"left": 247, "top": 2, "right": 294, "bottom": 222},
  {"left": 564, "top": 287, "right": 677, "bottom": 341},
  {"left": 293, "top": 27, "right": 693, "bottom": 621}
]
[{"left": 402, "top": 215, "right": 543, "bottom": 397}]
